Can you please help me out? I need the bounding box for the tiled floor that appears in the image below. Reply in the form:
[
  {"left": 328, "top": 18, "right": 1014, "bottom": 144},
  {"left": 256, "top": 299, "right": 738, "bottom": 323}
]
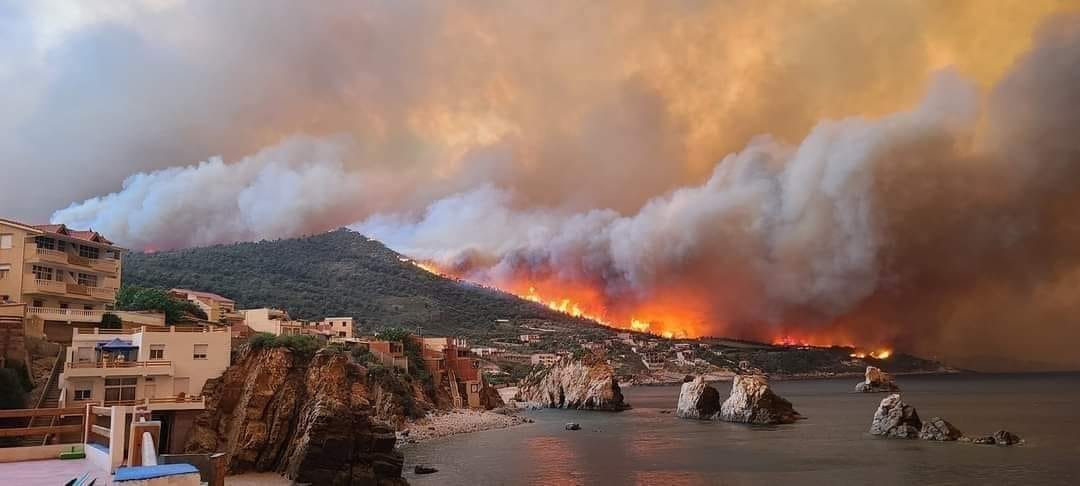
[{"left": 0, "top": 458, "right": 113, "bottom": 485}]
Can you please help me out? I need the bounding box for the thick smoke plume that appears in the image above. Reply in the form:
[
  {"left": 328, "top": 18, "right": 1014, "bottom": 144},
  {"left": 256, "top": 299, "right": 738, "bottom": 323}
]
[{"left": 7, "top": 2, "right": 1080, "bottom": 370}]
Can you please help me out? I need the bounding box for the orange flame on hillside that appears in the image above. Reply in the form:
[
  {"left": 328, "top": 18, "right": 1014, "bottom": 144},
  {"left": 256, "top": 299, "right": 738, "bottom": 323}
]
[{"left": 406, "top": 257, "right": 890, "bottom": 348}]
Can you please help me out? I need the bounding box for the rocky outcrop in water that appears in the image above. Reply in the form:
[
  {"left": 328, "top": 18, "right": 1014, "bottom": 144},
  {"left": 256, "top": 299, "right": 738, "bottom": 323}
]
[
  {"left": 676, "top": 376, "right": 721, "bottom": 419},
  {"left": 718, "top": 374, "right": 801, "bottom": 425},
  {"left": 186, "top": 346, "right": 408, "bottom": 485},
  {"left": 855, "top": 366, "right": 900, "bottom": 393},
  {"left": 869, "top": 394, "right": 922, "bottom": 438},
  {"left": 518, "top": 358, "right": 628, "bottom": 411},
  {"left": 919, "top": 417, "right": 963, "bottom": 441},
  {"left": 970, "top": 430, "right": 1023, "bottom": 446}
]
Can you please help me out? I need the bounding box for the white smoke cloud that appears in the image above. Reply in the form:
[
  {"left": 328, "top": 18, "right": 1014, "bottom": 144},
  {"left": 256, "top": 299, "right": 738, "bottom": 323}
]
[{"left": 52, "top": 136, "right": 366, "bottom": 249}]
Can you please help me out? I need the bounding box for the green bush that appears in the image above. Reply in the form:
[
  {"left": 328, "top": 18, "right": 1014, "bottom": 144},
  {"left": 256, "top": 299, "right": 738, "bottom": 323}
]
[
  {"left": 100, "top": 312, "right": 123, "bottom": 330},
  {"left": 248, "top": 332, "right": 276, "bottom": 350},
  {"left": 116, "top": 285, "right": 208, "bottom": 324},
  {"left": 351, "top": 347, "right": 374, "bottom": 364},
  {"left": 246, "top": 333, "right": 320, "bottom": 357}
]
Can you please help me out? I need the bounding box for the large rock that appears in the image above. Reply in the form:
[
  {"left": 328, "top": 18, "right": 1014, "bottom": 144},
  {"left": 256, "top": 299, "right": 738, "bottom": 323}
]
[
  {"left": 478, "top": 385, "right": 505, "bottom": 410},
  {"left": 676, "top": 376, "right": 721, "bottom": 419},
  {"left": 186, "top": 347, "right": 408, "bottom": 485},
  {"left": 518, "top": 358, "right": 629, "bottom": 411},
  {"left": 869, "top": 394, "right": 922, "bottom": 438},
  {"left": 854, "top": 366, "right": 900, "bottom": 393},
  {"left": 919, "top": 417, "right": 963, "bottom": 441},
  {"left": 718, "top": 374, "right": 801, "bottom": 425}
]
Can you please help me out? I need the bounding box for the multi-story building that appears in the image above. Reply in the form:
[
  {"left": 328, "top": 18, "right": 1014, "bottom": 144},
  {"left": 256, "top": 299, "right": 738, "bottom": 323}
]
[
  {"left": 518, "top": 334, "right": 541, "bottom": 343},
  {"left": 169, "top": 288, "right": 244, "bottom": 325},
  {"left": 415, "top": 336, "right": 483, "bottom": 408},
  {"left": 0, "top": 219, "right": 164, "bottom": 342},
  {"left": 59, "top": 325, "right": 231, "bottom": 452},
  {"left": 322, "top": 317, "right": 354, "bottom": 339},
  {"left": 530, "top": 353, "right": 559, "bottom": 366}
]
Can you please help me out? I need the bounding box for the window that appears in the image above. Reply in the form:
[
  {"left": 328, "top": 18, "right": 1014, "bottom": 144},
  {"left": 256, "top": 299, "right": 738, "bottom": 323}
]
[
  {"left": 34, "top": 236, "right": 54, "bottom": 250},
  {"left": 150, "top": 345, "right": 165, "bottom": 360},
  {"left": 338, "top": 332, "right": 346, "bottom": 337},
  {"left": 0, "top": 234, "right": 12, "bottom": 249},
  {"left": 104, "top": 377, "right": 137, "bottom": 402},
  {"left": 74, "top": 388, "right": 92, "bottom": 401},
  {"left": 32, "top": 300, "right": 43, "bottom": 308},
  {"left": 59, "top": 302, "right": 69, "bottom": 309},
  {"left": 193, "top": 344, "right": 208, "bottom": 360},
  {"left": 31, "top": 265, "right": 53, "bottom": 281},
  {"left": 83, "top": 305, "right": 93, "bottom": 311},
  {"left": 77, "top": 273, "right": 98, "bottom": 287},
  {"left": 79, "top": 245, "right": 100, "bottom": 260},
  {"left": 470, "top": 384, "right": 479, "bottom": 393},
  {"left": 0, "top": 263, "right": 9, "bottom": 280}
]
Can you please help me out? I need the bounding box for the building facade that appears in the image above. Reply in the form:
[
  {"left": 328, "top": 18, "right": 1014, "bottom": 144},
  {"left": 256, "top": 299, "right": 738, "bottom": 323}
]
[
  {"left": 0, "top": 219, "right": 164, "bottom": 342},
  {"left": 169, "top": 289, "right": 243, "bottom": 324}
]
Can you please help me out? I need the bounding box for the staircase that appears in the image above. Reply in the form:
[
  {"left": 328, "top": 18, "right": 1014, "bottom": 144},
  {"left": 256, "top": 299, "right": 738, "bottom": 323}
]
[
  {"left": 20, "top": 346, "right": 66, "bottom": 446},
  {"left": 447, "top": 368, "right": 463, "bottom": 409}
]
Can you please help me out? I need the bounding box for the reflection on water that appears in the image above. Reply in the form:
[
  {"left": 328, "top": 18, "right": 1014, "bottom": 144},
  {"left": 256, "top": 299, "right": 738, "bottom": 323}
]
[{"left": 404, "top": 373, "right": 1080, "bottom": 485}]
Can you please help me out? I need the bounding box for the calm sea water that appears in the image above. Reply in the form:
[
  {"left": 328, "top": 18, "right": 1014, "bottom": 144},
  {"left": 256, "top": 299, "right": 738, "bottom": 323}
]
[{"left": 403, "top": 373, "right": 1080, "bottom": 486}]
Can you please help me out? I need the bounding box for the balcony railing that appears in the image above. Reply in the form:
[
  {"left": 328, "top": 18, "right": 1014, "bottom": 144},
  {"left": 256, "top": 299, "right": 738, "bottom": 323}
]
[
  {"left": 67, "top": 360, "right": 172, "bottom": 369},
  {"left": 103, "top": 395, "right": 204, "bottom": 407},
  {"left": 29, "top": 307, "right": 166, "bottom": 327},
  {"left": 25, "top": 243, "right": 120, "bottom": 274}
]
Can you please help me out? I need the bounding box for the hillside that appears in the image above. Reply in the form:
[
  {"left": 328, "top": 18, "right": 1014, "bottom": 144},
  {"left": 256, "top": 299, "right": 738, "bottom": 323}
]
[{"left": 123, "top": 229, "right": 611, "bottom": 339}]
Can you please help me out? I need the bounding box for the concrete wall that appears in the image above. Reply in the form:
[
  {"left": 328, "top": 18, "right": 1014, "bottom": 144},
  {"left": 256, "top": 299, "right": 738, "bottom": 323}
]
[{"left": 0, "top": 221, "right": 32, "bottom": 302}]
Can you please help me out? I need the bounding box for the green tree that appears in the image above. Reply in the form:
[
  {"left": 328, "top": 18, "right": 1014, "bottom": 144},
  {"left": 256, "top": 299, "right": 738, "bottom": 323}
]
[
  {"left": 116, "top": 285, "right": 208, "bottom": 324},
  {"left": 100, "top": 312, "right": 123, "bottom": 330}
]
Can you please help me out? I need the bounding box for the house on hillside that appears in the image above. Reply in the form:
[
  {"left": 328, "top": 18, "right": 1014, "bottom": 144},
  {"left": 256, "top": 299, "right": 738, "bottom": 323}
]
[
  {"left": 518, "top": 334, "right": 541, "bottom": 343},
  {"left": 414, "top": 336, "right": 484, "bottom": 408},
  {"left": 169, "top": 288, "right": 243, "bottom": 325},
  {"left": 530, "top": 353, "right": 559, "bottom": 366}
]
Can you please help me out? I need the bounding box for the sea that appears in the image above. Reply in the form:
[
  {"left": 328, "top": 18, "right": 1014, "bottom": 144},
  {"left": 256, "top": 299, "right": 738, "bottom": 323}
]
[{"left": 402, "top": 373, "right": 1080, "bottom": 486}]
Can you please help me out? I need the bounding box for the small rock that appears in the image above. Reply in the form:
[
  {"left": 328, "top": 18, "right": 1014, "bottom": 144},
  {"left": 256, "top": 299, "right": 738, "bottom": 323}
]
[
  {"left": 659, "top": 409, "right": 672, "bottom": 414},
  {"left": 919, "top": 417, "right": 963, "bottom": 441},
  {"left": 992, "top": 430, "right": 1022, "bottom": 445},
  {"left": 870, "top": 394, "right": 921, "bottom": 438},
  {"left": 414, "top": 465, "right": 439, "bottom": 475},
  {"left": 972, "top": 435, "right": 996, "bottom": 445},
  {"left": 565, "top": 422, "right": 581, "bottom": 431}
]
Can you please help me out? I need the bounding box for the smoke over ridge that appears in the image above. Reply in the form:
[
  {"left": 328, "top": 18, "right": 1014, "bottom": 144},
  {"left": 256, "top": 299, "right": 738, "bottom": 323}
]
[{"left": 6, "top": 2, "right": 1079, "bottom": 369}]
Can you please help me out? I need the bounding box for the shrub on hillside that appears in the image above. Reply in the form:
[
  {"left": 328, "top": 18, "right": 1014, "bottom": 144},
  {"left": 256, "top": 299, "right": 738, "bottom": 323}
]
[{"left": 246, "top": 332, "right": 320, "bottom": 357}]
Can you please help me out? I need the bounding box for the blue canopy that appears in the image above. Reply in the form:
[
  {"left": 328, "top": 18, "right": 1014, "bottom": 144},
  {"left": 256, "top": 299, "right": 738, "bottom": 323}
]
[{"left": 96, "top": 338, "right": 137, "bottom": 350}]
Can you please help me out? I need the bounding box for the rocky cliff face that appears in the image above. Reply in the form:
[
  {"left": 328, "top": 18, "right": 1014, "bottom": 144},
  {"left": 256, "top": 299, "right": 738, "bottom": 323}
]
[
  {"left": 519, "top": 358, "right": 628, "bottom": 411},
  {"left": 186, "top": 346, "right": 408, "bottom": 485},
  {"left": 718, "top": 374, "right": 801, "bottom": 425},
  {"left": 855, "top": 366, "right": 900, "bottom": 393}
]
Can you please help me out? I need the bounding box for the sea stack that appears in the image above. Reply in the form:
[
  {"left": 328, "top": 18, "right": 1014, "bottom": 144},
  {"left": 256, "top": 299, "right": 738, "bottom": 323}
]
[
  {"left": 518, "top": 357, "right": 629, "bottom": 411},
  {"left": 676, "top": 376, "right": 722, "bottom": 419},
  {"left": 719, "top": 374, "right": 802, "bottom": 425},
  {"left": 869, "top": 394, "right": 922, "bottom": 438},
  {"left": 855, "top": 366, "right": 900, "bottom": 393},
  {"left": 677, "top": 374, "right": 801, "bottom": 425}
]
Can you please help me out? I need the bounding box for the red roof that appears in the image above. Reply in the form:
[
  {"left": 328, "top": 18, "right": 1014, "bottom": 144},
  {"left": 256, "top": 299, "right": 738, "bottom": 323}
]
[
  {"left": 171, "top": 288, "right": 235, "bottom": 303},
  {"left": 27, "top": 223, "right": 115, "bottom": 245}
]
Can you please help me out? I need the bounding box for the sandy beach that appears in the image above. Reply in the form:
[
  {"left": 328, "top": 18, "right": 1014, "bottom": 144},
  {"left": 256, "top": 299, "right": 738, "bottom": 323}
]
[{"left": 401, "top": 409, "right": 533, "bottom": 443}]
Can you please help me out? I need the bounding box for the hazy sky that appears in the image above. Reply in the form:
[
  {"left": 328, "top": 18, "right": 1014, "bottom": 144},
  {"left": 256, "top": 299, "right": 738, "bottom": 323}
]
[{"left": 2, "top": 1, "right": 1079, "bottom": 369}]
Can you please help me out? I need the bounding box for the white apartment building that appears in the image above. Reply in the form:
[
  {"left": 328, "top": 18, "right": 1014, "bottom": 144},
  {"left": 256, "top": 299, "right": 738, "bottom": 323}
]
[
  {"left": 60, "top": 326, "right": 231, "bottom": 410},
  {"left": 243, "top": 308, "right": 302, "bottom": 336}
]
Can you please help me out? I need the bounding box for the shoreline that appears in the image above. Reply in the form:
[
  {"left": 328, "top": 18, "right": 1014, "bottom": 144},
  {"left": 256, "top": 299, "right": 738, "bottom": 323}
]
[
  {"left": 622, "top": 368, "right": 962, "bottom": 387},
  {"left": 399, "top": 409, "right": 533, "bottom": 444}
]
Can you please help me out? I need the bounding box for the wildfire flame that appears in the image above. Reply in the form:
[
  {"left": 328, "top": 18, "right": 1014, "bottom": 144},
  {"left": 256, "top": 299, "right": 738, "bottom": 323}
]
[{"left": 405, "top": 257, "right": 887, "bottom": 349}]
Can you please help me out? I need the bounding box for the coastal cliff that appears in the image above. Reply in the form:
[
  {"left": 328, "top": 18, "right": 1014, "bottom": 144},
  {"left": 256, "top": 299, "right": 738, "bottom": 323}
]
[
  {"left": 518, "top": 358, "right": 629, "bottom": 411},
  {"left": 185, "top": 346, "right": 410, "bottom": 485}
]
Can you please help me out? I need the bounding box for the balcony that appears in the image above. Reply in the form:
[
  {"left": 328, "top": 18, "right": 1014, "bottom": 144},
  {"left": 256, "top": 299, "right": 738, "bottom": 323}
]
[
  {"left": 28, "top": 307, "right": 166, "bottom": 327},
  {"left": 103, "top": 394, "right": 205, "bottom": 411},
  {"left": 23, "top": 275, "right": 117, "bottom": 302},
  {"left": 64, "top": 360, "right": 174, "bottom": 378},
  {"left": 24, "top": 243, "right": 120, "bottom": 275}
]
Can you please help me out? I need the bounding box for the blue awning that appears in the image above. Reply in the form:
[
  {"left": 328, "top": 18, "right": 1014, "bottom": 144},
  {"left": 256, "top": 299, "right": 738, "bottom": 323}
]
[{"left": 96, "top": 337, "right": 138, "bottom": 350}]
